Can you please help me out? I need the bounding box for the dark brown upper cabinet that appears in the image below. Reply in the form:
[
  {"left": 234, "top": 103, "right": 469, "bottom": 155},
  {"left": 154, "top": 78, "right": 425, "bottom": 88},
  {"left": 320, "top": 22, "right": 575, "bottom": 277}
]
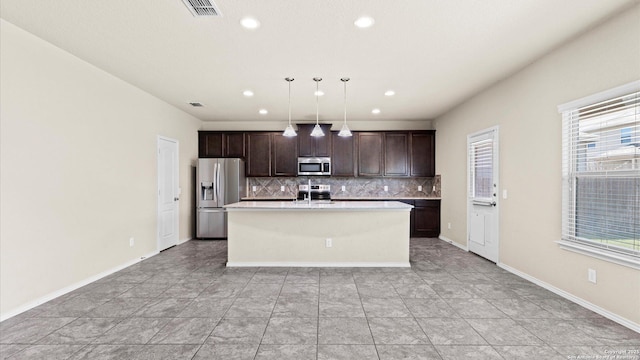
[
  {"left": 297, "top": 124, "right": 332, "bottom": 157},
  {"left": 272, "top": 133, "right": 298, "bottom": 176},
  {"left": 384, "top": 132, "right": 409, "bottom": 177},
  {"left": 245, "top": 133, "right": 271, "bottom": 177},
  {"left": 199, "top": 129, "right": 435, "bottom": 178},
  {"left": 198, "top": 132, "right": 224, "bottom": 158},
  {"left": 357, "top": 132, "right": 384, "bottom": 177},
  {"left": 224, "top": 132, "right": 246, "bottom": 158},
  {"left": 410, "top": 131, "right": 435, "bottom": 177},
  {"left": 198, "top": 131, "right": 245, "bottom": 158},
  {"left": 331, "top": 132, "right": 356, "bottom": 176}
]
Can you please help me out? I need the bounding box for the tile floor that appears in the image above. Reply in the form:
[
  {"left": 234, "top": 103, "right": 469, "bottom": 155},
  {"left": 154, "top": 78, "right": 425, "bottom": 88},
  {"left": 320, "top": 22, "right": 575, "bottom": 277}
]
[{"left": 1, "top": 238, "right": 639, "bottom": 359}]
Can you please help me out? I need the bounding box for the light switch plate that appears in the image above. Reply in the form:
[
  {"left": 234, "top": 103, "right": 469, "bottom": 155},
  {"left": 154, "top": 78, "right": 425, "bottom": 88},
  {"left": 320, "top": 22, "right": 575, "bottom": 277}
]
[
  {"left": 384, "top": 186, "right": 388, "bottom": 192},
  {"left": 418, "top": 185, "right": 422, "bottom": 191},
  {"left": 588, "top": 269, "right": 597, "bottom": 283},
  {"left": 503, "top": 189, "right": 508, "bottom": 199}
]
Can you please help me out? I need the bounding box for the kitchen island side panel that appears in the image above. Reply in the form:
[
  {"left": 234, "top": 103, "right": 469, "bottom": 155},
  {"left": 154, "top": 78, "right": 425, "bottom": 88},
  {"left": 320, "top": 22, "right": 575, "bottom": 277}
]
[{"left": 226, "top": 210, "right": 410, "bottom": 267}]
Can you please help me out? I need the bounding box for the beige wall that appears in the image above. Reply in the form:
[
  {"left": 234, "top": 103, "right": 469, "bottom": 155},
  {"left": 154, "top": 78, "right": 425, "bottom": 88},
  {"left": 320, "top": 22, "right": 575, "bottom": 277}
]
[
  {"left": 0, "top": 20, "right": 202, "bottom": 318},
  {"left": 434, "top": 5, "right": 640, "bottom": 325}
]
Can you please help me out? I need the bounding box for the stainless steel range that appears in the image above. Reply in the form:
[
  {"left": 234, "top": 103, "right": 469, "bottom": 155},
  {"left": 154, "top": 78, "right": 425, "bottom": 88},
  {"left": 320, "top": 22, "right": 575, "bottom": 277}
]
[{"left": 297, "top": 184, "right": 331, "bottom": 201}]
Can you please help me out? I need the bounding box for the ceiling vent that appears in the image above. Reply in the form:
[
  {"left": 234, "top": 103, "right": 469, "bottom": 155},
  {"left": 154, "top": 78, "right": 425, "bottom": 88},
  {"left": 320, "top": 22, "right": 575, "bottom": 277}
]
[
  {"left": 182, "top": 0, "right": 222, "bottom": 17},
  {"left": 189, "top": 102, "right": 204, "bottom": 107}
]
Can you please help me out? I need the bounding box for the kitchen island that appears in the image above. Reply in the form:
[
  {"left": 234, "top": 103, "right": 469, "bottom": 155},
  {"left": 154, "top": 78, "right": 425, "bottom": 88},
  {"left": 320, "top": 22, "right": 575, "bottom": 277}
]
[{"left": 224, "top": 201, "right": 413, "bottom": 267}]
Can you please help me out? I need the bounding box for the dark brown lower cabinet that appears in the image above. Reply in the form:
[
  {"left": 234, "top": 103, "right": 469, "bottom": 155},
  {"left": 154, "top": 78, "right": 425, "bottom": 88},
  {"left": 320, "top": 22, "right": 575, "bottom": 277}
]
[
  {"left": 412, "top": 200, "right": 441, "bottom": 237},
  {"left": 364, "top": 199, "right": 440, "bottom": 238}
]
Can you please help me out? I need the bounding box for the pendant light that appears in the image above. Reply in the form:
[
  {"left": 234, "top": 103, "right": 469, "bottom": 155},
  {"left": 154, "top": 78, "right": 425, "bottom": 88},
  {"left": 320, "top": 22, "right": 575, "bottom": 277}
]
[
  {"left": 338, "top": 77, "right": 353, "bottom": 137},
  {"left": 282, "top": 77, "right": 297, "bottom": 137},
  {"left": 310, "top": 77, "right": 325, "bottom": 137}
]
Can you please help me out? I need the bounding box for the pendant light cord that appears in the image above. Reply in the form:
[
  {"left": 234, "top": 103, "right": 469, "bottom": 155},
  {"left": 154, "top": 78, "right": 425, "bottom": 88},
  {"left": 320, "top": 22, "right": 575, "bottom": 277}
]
[
  {"left": 288, "top": 80, "right": 292, "bottom": 126},
  {"left": 316, "top": 80, "right": 319, "bottom": 125},
  {"left": 343, "top": 80, "right": 347, "bottom": 125}
]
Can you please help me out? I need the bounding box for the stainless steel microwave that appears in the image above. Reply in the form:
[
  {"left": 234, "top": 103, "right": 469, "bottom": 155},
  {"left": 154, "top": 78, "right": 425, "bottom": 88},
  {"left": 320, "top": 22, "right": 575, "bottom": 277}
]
[{"left": 297, "top": 157, "right": 331, "bottom": 176}]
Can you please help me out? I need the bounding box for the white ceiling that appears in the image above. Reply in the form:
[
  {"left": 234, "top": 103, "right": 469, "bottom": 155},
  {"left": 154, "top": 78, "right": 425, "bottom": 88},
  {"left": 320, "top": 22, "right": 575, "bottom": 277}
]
[{"left": 1, "top": 0, "right": 635, "bottom": 124}]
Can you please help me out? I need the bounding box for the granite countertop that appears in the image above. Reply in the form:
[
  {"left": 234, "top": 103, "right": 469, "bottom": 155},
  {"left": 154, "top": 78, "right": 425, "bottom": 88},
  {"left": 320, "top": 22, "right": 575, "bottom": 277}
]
[
  {"left": 332, "top": 196, "right": 441, "bottom": 200},
  {"left": 225, "top": 200, "right": 414, "bottom": 211},
  {"left": 241, "top": 196, "right": 441, "bottom": 201}
]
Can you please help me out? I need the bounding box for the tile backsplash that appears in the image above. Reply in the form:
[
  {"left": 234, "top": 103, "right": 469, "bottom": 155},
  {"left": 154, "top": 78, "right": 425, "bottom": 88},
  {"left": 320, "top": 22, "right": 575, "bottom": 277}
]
[{"left": 247, "top": 175, "right": 440, "bottom": 198}]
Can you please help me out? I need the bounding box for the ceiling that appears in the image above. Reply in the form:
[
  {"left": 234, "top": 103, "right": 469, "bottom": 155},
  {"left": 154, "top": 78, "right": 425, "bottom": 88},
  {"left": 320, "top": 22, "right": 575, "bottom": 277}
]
[{"left": 1, "top": 0, "right": 636, "bottom": 124}]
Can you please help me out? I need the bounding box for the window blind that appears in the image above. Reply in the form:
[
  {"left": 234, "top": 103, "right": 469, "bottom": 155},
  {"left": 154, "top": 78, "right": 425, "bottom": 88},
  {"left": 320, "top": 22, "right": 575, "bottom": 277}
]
[
  {"left": 469, "top": 139, "right": 494, "bottom": 200},
  {"left": 561, "top": 86, "right": 640, "bottom": 260}
]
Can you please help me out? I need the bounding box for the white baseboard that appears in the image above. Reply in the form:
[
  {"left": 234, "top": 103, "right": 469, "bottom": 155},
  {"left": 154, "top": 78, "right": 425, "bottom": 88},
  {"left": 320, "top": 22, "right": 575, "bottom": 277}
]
[
  {"left": 178, "top": 237, "right": 192, "bottom": 245},
  {"left": 0, "top": 250, "right": 158, "bottom": 322},
  {"left": 498, "top": 262, "right": 640, "bottom": 333},
  {"left": 226, "top": 261, "right": 411, "bottom": 268},
  {"left": 439, "top": 234, "right": 468, "bottom": 251}
]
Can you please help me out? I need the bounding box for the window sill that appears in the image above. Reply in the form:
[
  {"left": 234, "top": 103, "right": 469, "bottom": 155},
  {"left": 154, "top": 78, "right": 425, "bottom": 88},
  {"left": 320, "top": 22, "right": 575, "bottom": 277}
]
[{"left": 557, "top": 240, "right": 640, "bottom": 270}]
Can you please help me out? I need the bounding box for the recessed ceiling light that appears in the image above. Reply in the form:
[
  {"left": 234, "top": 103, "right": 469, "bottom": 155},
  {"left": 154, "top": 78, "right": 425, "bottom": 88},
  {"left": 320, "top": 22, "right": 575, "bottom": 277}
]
[
  {"left": 372, "top": 108, "right": 381, "bottom": 114},
  {"left": 259, "top": 109, "right": 268, "bottom": 115},
  {"left": 354, "top": 16, "right": 375, "bottom": 28},
  {"left": 243, "top": 90, "right": 254, "bottom": 97},
  {"left": 384, "top": 90, "right": 395, "bottom": 96},
  {"left": 240, "top": 17, "right": 260, "bottom": 29},
  {"left": 314, "top": 90, "right": 324, "bottom": 97}
]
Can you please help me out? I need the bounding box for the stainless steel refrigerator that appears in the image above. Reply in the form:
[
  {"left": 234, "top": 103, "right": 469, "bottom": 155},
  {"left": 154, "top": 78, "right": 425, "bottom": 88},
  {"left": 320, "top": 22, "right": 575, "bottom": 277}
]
[{"left": 196, "top": 158, "right": 245, "bottom": 238}]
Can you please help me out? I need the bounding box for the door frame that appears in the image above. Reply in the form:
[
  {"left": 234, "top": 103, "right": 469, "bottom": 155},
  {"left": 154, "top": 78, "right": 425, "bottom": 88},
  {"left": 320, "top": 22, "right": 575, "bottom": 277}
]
[
  {"left": 466, "top": 126, "right": 500, "bottom": 263},
  {"left": 157, "top": 135, "right": 180, "bottom": 252}
]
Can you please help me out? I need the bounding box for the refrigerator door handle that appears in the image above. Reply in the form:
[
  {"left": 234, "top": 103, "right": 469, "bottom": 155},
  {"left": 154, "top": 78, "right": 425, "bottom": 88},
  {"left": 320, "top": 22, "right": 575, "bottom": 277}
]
[
  {"left": 215, "top": 162, "right": 221, "bottom": 206},
  {"left": 212, "top": 163, "right": 218, "bottom": 204}
]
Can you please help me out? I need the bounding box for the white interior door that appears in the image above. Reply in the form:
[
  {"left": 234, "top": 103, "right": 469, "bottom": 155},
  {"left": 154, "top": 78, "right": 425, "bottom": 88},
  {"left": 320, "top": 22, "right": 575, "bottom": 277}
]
[
  {"left": 158, "top": 136, "right": 179, "bottom": 251},
  {"left": 467, "top": 127, "right": 499, "bottom": 262}
]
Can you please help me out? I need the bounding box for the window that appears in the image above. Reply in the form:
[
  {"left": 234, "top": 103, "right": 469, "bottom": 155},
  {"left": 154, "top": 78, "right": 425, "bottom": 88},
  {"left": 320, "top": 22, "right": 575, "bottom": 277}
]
[
  {"left": 470, "top": 139, "right": 494, "bottom": 199},
  {"left": 559, "top": 81, "right": 639, "bottom": 269},
  {"left": 621, "top": 127, "right": 632, "bottom": 144}
]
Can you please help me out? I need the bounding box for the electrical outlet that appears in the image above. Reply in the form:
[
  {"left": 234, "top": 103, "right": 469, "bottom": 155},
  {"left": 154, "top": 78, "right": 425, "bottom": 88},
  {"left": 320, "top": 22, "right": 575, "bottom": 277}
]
[
  {"left": 384, "top": 186, "right": 388, "bottom": 192},
  {"left": 280, "top": 186, "right": 285, "bottom": 192},
  {"left": 325, "top": 238, "right": 332, "bottom": 248},
  {"left": 418, "top": 185, "right": 423, "bottom": 191},
  {"left": 432, "top": 185, "right": 436, "bottom": 192},
  {"left": 252, "top": 186, "right": 257, "bottom": 192},
  {"left": 129, "top": 237, "right": 134, "bottom": 247},
  {"left": 588, "top": 269, "right": 597, "bottom": 283},
  {"left": 341, "top": 185, "right": 346, "bottom": 192},
  {"left": 447, "top": 222, "right": 451, "bottom": 230}
]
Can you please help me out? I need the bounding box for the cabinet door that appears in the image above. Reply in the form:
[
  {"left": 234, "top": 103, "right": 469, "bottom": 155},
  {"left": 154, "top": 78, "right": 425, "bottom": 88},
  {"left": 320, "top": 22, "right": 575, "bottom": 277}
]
[
  {"left": 297, "top": 124, "right": 332, "bottom": 157},
  {"left": 297, "top": 125, "right": 314, "bottom": 157},
  {"left": 331, "top": 132, "right": 356, "bottom": 176},
  {"left": 272, "top": 133, "right": 298, "bottom": 176},
  {"left": 198, "top": 132, "right": 224, "bottom": 158},
  {"left": 413, "top": 200, "right": 441, "bottom": 237},
  {"left": 246, "top": 133, "right": 271, "bottom": 177},
  {"left": 224, "top": 133, "right": 245, "bottom": 158},
  {"left": 357, "top": 132, "right": 384, "bottom": 176},
  {"left": 314, "top": 125, "right": 332, "bottom": 157},
  {"left": 410, "top": 132, "right": 435, "bottom": 177},
  {"left": 384, "top": 133, "right": 409, "bottom": 177}
]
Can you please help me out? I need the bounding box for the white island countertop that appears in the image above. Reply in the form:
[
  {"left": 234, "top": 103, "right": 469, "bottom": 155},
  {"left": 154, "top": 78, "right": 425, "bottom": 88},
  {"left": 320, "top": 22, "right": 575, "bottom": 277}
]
[{"left": 224, "top": 200, "right": 413, "bottom": 211}]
